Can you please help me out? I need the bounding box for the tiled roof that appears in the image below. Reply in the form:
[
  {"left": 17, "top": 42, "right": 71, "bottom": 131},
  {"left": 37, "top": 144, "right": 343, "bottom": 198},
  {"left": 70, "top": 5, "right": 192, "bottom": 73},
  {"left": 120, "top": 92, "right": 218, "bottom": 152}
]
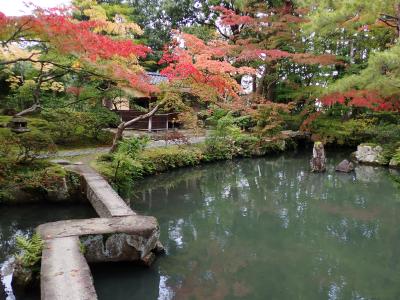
[{"left": 146, "top": 72, "right": 168, "bottom": 85}]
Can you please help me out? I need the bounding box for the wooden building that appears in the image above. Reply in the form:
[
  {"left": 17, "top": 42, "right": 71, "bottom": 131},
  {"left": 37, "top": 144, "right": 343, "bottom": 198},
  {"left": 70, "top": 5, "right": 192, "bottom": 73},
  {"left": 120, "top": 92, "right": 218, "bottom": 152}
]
[{"left": 103, "top": 72, "right": 180, "bottom": 131}]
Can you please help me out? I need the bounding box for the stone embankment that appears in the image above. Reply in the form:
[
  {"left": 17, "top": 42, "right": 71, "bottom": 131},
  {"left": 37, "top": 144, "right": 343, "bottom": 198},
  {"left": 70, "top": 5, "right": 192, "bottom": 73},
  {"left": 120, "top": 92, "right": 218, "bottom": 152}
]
[{"left": 35, "top": 164, "right": 163, "bottom": 300}]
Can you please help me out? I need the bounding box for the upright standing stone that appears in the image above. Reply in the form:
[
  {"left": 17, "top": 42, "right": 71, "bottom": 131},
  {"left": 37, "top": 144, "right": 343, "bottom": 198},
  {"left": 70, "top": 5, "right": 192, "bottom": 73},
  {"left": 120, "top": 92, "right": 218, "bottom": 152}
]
[{"left": 310, "top": 142, "right": 326, "bottom": 172}]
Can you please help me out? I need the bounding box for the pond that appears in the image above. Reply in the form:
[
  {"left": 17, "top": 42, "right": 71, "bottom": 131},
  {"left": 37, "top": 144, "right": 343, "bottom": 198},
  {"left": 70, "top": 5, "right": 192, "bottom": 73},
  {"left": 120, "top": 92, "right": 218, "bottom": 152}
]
[
  {"left": 93, "top": 150, "right": 400, "bottom": 300},
  {"left": 0, "top": 203, "right": 95, "bottom": 300},
  {"left": 1, "top": 150, "right": 400, "bottom": 300}
]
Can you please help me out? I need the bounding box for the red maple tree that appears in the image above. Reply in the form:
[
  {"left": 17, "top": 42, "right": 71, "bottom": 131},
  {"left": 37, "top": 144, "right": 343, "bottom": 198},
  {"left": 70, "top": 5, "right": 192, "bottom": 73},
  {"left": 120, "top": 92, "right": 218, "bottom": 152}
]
[
  {"left": 0, "top": 8, "right": 155, "bottom": 96},
  {"left": 320, "top": 90, "right": 400, "bottom": 111}
]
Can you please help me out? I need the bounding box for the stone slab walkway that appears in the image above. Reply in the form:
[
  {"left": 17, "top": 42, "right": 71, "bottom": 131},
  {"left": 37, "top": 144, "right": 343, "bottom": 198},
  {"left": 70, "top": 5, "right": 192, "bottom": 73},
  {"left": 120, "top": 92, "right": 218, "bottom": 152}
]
[
  {"left": 38, "top": 164, "right": 161, "bottom": 300},
  {"left": 40, "top": 236, "right": 97, "bottom": 300},
  {"left": 72, "top": 165, "right": 134, "bottom": 218},
  {"left": 38, "top": 216, "right": 158, "bottom": 240}
]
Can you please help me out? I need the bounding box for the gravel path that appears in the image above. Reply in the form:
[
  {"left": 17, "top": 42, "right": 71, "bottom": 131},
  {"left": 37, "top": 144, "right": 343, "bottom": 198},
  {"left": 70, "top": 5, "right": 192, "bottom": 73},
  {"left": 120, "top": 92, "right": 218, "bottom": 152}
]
[{"left": 43, "top": 136, "right": 206, "bottom": 159}]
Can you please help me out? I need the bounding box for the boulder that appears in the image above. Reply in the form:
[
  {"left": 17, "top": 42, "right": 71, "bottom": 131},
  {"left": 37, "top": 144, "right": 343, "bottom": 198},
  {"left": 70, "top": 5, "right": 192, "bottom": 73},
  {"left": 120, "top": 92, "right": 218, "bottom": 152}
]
[
  {"left": 355, "top": 144, "right": 386, "bottom": 165},
  {"left": 389, "top": 157, "right": 400, "bottom": 168},
  {"left": 310, "top": 142, "right": 326, "bottom": 172},
  {"left": 335, "top": 159, "right": 354, "bottom": 173}
]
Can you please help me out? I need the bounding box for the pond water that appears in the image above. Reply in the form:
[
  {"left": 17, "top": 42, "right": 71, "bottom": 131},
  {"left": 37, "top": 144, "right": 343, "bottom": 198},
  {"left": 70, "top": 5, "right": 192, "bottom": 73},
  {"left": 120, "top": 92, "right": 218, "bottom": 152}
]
[
  {"left": 2, "top": 151, "right": 400, "bottom": 300},
  {"left": 0, "top": 203, "right": 95, "bottom": 299},
  {"left": 91, "top": 150, "right": 400, "bottom": 300}
]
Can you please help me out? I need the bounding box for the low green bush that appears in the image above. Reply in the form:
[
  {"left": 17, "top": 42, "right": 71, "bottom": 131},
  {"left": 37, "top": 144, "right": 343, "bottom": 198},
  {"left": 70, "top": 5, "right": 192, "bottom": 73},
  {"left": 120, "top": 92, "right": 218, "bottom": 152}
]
[
  {"left": 308, "top": 116, "right": 374, "bottom": 146},
  {"left": 40, "top": 108, "right": 117, "bottom": 146},
  {"left": 110, "top": 137, "right": 150, "bottom": 183},
  {"left": 0, "top": 129, "right": 66, "bottom": 202},
  {"left": 16, "top": 131, "right": 56, "bottom": 163},
  {"left": 203, "top": 137, "right": 238, "bottom": 161},
  {"left": 307, "top": 112, "right": 400, "bottom": 148},
  {"left": 98, "top": 137, "right": 206, "bottom": 188},
  {"left": 282, "top": 113, "right": 305, "bottom": 131},
  {"left": 140, "top": 146, "right": 203, "bottom": 173},
  {"left": 0, "top": 129, "right": 56, "bottom": 164}
]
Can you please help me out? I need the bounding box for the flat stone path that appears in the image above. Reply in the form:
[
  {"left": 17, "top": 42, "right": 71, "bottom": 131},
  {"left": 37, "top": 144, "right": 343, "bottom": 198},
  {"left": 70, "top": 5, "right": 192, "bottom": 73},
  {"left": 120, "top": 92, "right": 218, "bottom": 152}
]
[
  {"left": 38, "top": 165, "right": 160, "bottom": 300},
  {"left": 40, "top": 236, "right": 97, "bottom": 300},
  {"left": 41, "top": 136, "right": 207, "bottom": 159},
  {"left": 73, "top": 165, "right": 134, "bottom": 218},
  {"left": 38, "top": 216, "right": 158, "bottom": 240}
]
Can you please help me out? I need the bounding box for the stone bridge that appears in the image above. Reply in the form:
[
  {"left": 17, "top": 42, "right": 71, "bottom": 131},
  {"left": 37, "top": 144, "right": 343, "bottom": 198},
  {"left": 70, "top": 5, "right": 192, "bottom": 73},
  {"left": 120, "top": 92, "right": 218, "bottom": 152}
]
[{"left": 37, "top": 165, "right": 162, "bottom": 300}]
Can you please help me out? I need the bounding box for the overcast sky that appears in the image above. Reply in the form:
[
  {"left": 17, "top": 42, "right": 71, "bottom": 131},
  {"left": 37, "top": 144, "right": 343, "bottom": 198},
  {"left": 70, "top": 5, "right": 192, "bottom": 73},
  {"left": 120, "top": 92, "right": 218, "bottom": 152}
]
[{"left": 0, "top": 0, "right": 71, "bottom": 16}]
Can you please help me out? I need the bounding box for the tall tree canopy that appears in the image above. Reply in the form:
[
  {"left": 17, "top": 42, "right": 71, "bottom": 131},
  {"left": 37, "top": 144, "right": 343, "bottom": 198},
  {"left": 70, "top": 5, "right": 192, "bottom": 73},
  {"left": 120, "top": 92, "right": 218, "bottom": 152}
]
[{"left": 0, "top": 6, "right": 155, "bottom": 111}]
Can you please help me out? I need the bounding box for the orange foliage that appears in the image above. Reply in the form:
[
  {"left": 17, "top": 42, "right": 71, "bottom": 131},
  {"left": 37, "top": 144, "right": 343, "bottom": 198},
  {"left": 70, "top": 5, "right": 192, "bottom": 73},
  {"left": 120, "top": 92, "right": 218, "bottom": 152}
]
[
  {"left": 160, "top": 32, "right": 256, "bottom": 100},
  {"left": 0, "top": 8, "right": 156, "bottom": 95}
]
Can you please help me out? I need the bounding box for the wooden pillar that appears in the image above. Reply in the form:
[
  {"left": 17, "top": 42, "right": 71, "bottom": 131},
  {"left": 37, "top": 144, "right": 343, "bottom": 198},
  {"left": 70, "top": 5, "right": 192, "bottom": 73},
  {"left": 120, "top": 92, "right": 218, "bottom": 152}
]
[
  {"left": 148, "top": 116, "right": 152, "bottom": 132},
  {"left": 166, "top": 115, "right": 169, "bottom": 131}
]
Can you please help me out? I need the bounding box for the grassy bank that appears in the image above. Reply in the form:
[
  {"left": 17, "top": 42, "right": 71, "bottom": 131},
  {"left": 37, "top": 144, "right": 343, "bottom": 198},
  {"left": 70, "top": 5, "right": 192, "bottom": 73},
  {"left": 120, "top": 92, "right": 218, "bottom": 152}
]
[{"left": 94, "top": 134, "right": 296, "bottom": 190}]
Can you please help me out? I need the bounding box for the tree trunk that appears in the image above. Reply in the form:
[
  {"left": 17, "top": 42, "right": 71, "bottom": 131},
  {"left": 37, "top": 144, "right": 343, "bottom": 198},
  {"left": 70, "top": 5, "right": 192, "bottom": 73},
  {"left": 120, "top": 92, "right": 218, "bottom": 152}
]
[
  {"left": 109, "top": 123, "right": 126, "bottom": 153},
  {"left": 397, "top": 3, "right": 400, "bottom": 38},
  {"left": 252, "top": 74, "right": 257, "bottom": 93},
  {"left": 258, "top": 62, "right": 277, "bottom": 101},
  {"left": 283, "top": 0, "right": 294, "bottom": 14},
  {"left": 109, "top": 103, "right": 163, "bottom": 154},
  {"left": 15, "top": 103, "right": 41, "bottom": 117}
]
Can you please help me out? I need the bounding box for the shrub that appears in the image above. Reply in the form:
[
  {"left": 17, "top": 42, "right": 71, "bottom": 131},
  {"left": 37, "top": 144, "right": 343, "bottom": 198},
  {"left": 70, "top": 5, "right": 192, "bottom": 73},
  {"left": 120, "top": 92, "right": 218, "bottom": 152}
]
[
  {"left": 112, "top": 151, "right": 145, "bottom": 183},
  {"left": 0, "top": 129, "right": 56, "bottom": 164},
  {"left": 392, "top": 147, "right": 400, "bottom": 163},
  {"left": 111, "top": 137, "right": 150, "bottom": 183},
  {"left": 253, "top": 103, "right": 289, "bottom": 137},
  {"left": 139, "top": 146, "right": 203, "bottom": 173},
  {"left": 234, "top": 115, "right": 255, "bottom": 130},
  {"left": 235, "top": 135, "right": 261, "bottom": 157},
  {"left": 41, "top": 108, "right": 116, "bottom": 145},
  {"left": 205, "top": 108, "right": 230, "bottom": 127},
  {"left": 203, "top": 136, "right": 238, "bottom": 161},
  {"left": 16, "top": 131, "right": 56, "bottom": 163},
  {"left": 117, "top": 136, "right": 149, "bottom": 158},
  {"left": 0, "top": 130, "right": 18, "bottom": 175},
  {"left": 282, "top": 113, "right": 305, "bottom": 131},
  {"left": 364, "top": 123, "right": 400, "bottom": 145},
  {"left": 308, "top": 116, "right": 373, "bottom": 146}
]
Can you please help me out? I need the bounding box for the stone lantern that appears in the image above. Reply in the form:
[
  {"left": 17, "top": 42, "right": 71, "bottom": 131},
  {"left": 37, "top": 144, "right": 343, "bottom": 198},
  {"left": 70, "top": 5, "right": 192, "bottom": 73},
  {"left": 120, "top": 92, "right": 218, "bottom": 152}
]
[{"left": 8, "top": 117, "right": 30, "bottom": 133}]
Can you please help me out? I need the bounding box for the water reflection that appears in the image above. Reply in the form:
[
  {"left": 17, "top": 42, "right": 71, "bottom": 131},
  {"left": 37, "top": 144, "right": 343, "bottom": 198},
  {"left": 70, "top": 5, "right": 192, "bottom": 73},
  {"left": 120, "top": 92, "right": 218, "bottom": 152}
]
[{"left": 95, "top": 151, "right": 400, "bottom": 300}]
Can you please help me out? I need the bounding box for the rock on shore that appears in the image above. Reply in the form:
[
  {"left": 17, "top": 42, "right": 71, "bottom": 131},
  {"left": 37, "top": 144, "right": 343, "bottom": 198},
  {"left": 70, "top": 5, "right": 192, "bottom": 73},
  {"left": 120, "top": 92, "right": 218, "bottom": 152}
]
[{"left": 355, "top": 144, "right": 386, "bottom": 165}]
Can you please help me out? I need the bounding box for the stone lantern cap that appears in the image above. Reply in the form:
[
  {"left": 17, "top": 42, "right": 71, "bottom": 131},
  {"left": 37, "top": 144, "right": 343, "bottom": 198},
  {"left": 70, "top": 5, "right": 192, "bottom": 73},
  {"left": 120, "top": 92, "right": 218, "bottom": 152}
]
[{"left": 8, "top": 116, "right": 30, "bottom": 133}]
